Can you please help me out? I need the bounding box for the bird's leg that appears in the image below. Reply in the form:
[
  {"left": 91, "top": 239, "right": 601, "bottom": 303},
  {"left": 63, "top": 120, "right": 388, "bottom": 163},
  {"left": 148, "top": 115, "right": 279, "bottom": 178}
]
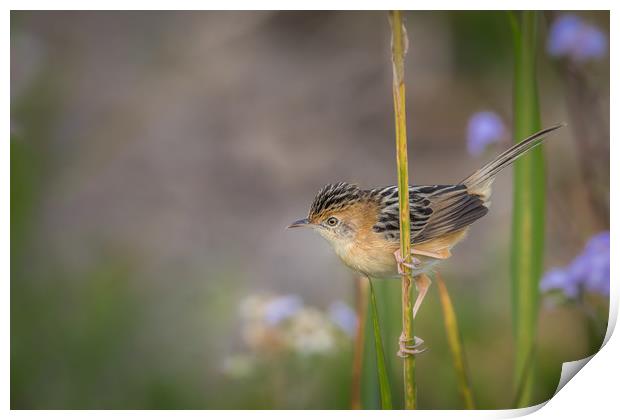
[
  {"left": 412, "top": 273, "right": 432, "bottom": 319},
  {"left": 411, "top": 248, "right": 451, "bottom": 260},
  {"left": 397, "top": 273, "right": 433, "bottom": 357},
  {"left": 394, "top": 250, "right": 429, "bottom": 357},
  {"left": 393, "top": 249, "right": 421, "bottom": 275}
]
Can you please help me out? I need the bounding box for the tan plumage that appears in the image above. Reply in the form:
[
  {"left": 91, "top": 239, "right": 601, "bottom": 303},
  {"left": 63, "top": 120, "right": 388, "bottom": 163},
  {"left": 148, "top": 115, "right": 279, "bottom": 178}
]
[{"left": 288, "top": 124, "right": 564, "bottom": 326}]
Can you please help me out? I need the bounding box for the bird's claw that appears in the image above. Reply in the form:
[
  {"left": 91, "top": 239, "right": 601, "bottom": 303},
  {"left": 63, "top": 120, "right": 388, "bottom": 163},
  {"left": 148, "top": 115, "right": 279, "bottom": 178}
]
[
  {"left": 397, "top": 333, "right": 428, "bottom": 357},
  {"left": 394, "top": 250, "right": 421, "bottom": 275}
]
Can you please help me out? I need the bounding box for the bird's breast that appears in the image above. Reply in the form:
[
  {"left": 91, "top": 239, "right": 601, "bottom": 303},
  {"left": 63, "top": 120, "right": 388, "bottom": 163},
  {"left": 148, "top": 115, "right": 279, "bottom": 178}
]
[{"left": 334, "top": 236, "right": 443, "bottom": 279}]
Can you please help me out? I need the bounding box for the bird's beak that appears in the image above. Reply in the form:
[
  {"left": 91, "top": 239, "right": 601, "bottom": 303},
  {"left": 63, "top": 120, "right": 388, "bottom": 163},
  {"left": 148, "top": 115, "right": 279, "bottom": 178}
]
[{"left": 287, "top": 218, "right": 310, "bottom": 229}]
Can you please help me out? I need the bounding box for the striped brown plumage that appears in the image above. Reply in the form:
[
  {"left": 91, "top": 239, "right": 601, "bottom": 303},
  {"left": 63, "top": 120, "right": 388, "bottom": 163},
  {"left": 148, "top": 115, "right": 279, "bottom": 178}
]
[{"left": 305, "top": 123, "right": 564, "bottom": 254}]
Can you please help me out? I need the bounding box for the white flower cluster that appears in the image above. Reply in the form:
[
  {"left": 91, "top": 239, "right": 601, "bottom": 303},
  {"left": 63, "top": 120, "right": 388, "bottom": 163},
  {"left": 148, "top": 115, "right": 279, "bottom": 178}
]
[{"left": 223, "top": 294, "right": 357, "bottom": 378}]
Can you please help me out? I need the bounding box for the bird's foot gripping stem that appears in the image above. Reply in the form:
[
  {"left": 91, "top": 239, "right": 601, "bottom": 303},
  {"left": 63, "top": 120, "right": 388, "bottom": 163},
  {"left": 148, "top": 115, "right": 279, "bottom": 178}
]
[
  {"left": 397, "top": 332, "right": 427, "bottom": 357},
  {"left": 394, "top": 249, "right": 421, "bottom": 275}
]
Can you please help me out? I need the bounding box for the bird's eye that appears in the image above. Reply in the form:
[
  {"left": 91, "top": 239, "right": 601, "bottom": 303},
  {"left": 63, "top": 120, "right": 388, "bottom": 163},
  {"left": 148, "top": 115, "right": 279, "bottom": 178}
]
[{"left": 326, "top": 217, "right": 339, "bottom": 227}]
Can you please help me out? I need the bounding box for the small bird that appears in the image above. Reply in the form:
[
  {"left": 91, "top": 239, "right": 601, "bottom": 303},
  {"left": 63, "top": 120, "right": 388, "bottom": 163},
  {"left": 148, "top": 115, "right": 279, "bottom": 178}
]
[{"left": 288, "top": 124, "right": 564, "bottom": 356}]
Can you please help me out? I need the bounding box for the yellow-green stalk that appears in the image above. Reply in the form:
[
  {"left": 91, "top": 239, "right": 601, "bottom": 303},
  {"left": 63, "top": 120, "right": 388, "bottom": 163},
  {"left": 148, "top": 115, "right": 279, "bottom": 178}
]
[
  {"left": 436, "top": 272, "right": 475, "bottom": 409},
  {"left": 389, "top": 10, "right": 417, "bottom": 410}
]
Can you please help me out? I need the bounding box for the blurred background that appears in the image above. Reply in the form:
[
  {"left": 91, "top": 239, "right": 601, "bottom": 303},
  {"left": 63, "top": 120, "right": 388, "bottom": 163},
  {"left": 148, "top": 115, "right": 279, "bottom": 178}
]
[{"left": 11, "top": 11, "right": 609, "bottom": 409}]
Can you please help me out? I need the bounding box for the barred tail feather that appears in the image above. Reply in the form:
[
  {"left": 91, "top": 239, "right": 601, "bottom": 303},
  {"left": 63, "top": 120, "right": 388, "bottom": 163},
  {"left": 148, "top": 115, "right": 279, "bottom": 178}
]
[{"left": 461, "top": 123, "right": 565, "bottom": 200}]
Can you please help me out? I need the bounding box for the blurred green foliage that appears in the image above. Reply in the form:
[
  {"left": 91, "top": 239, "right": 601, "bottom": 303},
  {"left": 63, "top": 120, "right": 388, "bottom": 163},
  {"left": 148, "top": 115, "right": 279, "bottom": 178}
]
[
  {"left": 449, "top": 11, "right": 513, "bottom": 75},
  {"left": 509, "top": 11, "right": 544, "bottom": 407}
]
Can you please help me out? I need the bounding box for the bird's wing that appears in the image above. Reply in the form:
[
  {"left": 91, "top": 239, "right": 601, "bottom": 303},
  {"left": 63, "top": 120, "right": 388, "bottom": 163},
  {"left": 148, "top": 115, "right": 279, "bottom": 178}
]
[
  {"left": 370, "top": 185, "right": 488, "bottom": 244},
  {"left": 371, "top": 185, "right": 431, "bottom": 240},
  {"left": 411, "top": 184, "right": 488, "bottom": 244}
]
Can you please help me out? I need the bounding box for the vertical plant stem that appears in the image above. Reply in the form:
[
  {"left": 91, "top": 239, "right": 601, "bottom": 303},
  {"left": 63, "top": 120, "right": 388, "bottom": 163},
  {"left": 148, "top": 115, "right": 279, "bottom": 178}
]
[
  {"left": 369, "top": 279, "right": 394, "bottom": 409},
  {"left": 436, "top": 272, "right": 475, "bottom": 409},
  {"left": 510, "top": 11, "right": 544, "bottom": 408},
  {"left": 388, "top": 10, "right": 416, "bottom": 410},
  {"left": 351, "top": 276, "right": 369, "bottom": 409},
  {"left": 360, "top": 294, "right": 380, "bottom": 409}
]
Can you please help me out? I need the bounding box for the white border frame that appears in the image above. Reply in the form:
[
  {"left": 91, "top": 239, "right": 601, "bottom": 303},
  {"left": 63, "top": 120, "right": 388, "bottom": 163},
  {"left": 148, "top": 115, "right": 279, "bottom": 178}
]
[{"left": 4, "top": 3, "right": 617, "bottom": 418}]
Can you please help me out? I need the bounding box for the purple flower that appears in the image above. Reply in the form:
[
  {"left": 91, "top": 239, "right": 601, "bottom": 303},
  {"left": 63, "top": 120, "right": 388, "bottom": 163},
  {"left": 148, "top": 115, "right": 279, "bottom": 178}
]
[
  {"left": 264, "top": 295, "right": 303, "bottom": 325},
  {"left": 540, "top": 268, "right": 580, "bottom": 299},
  {"left": 541, "top": 231, "right": 610, "bottom": 298},
  {"left": 581, "top": 232, "right": 610, "bottom": 295},
  {"left": 547, "top": 14, "right": 607, "bottom": 62},
  {"left": 328, "top": 301, "right": 357, "bottom": 337},
  {"left": 466, "top": 111, "right": 507, "bottom": 157}
]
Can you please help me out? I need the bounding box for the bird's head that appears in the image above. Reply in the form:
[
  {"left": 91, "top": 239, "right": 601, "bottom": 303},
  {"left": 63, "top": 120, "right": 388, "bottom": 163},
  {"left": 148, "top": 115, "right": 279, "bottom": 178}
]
[{"left": 288, "top": 183, "right": 375, "bottom": 251}]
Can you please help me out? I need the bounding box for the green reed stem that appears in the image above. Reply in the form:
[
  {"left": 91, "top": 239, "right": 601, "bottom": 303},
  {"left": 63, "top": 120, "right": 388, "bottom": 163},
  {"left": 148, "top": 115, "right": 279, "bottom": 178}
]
[
  {"left": 369, "top": 279, "right": 394, "bottom": 409},
  {"left": 436, "top": 272, "right": 475, "bottom": 409},
  {"left": 389, "top": 10, "right": 416, "bottom": 409},
  {"left": 509, "top": 11, "right": 544, "bottom": 408},
  {"left": 351, "top": 276, "right": 369, "bottom": 409},
  {"left": 360, "top": 295, "right": 380, "bottom": 409}
]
